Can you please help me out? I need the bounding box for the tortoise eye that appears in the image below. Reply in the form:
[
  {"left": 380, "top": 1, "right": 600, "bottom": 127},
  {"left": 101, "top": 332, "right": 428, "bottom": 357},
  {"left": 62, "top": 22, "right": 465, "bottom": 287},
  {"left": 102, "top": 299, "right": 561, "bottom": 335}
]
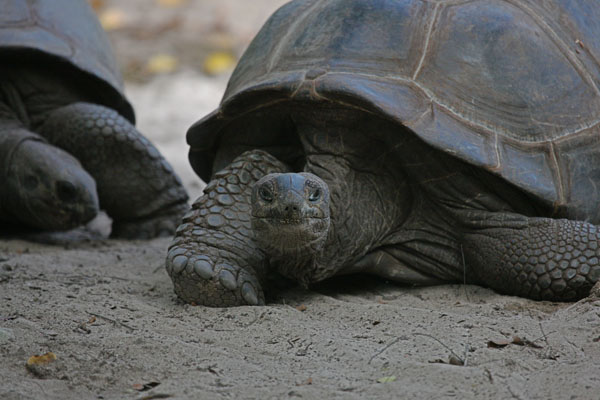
[
  {"left": 308, "top": 188, "right": 321, "bottom": 202},
  {"left": 259, "top": 186, "right": 274, "bottom": 202}
]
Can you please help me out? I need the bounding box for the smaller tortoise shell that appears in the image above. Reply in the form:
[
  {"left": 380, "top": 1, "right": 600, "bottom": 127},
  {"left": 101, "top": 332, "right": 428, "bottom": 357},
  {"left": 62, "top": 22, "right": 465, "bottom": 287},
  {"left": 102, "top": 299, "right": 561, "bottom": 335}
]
[{"left": 0, "top": 0, "right": 134, "bottom": 122}]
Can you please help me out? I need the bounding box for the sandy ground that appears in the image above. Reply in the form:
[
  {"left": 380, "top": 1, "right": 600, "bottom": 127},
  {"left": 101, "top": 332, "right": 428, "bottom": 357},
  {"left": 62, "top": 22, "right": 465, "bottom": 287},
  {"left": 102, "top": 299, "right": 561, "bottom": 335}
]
[
  {"left": 1, "top": 1, "right": 600, "bottom": 399},
  {"left": 1, "top": 238, "right": 599, "bottom": 399}
]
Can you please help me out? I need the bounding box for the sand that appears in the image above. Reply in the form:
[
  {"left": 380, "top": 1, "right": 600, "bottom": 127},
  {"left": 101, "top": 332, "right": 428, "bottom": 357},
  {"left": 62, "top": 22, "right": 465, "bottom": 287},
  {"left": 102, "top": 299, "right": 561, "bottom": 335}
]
[{"left": 1, "top": 233, "right": 599, "bottom": 399}]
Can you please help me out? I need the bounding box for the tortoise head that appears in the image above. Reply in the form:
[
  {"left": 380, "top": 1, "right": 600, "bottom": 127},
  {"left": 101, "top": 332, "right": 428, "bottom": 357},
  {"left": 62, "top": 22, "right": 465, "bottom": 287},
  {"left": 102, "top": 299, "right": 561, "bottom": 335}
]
[
  {"left": 4, "top": 139, "right": 99, "bottom": 230},
  {"left": 251, "top": 172, "right": 330, "bottom": 274}
]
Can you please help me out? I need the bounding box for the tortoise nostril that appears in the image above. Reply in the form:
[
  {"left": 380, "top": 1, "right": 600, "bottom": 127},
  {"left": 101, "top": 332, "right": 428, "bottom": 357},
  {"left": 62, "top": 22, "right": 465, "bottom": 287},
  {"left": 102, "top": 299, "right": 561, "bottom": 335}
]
[{"left": 56, "top": 180, "right": 78, "bottom": 203}]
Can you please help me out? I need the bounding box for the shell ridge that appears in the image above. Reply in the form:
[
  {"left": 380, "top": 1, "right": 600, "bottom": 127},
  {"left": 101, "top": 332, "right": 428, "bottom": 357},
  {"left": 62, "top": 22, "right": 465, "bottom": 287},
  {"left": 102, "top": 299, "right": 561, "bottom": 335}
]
[
  {"left": 548, "top": 141, "right": 566, "bottom": 206},
  {"left": 412, "top": 2, "right": 442, "bottom": 80},
  {"left": 266, "top": 0, "right": 323, "bottom": 74},
  {"left": 505, "top": 0, "right": 600, "bottom": 97}
]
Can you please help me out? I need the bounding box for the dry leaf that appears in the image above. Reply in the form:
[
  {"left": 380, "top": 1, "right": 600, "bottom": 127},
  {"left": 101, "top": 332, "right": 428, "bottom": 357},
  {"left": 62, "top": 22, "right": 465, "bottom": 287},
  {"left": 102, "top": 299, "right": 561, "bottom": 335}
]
[
  {"left": 487, "top": 338, "right": 511, "bottom": 348},
  {"left": 512, "top": 336, "right": 543, "bottom": 349},
  {"left": 487, "top": 336, "right": 543, "bottom": 349},
  {"left": 26, "top": 352, "right": 57, "bottom": 366},
  {"left": 146, "top": 54, "right": 178, "bottom": 74},
  {"left": 133, "top": 382, "right": 161, "bottom": 392},
  {"left": 203, "top": 52, "right": 236, "bottom": 76},
  {"left": 296, "top": 304, "right": 307, "bottom": 312},
  {"left": 448, "top": 355, "right": 464, "bottom": 366},
  {"left": 157, "top": 0, "right": 187, "bottom": 6},
  {"left": 88, "top": 0, "right": 105, "bottom": 11},
  {"left": 377, "top": 376, "right": 397, "bottom": 383},
  {"left": 99, "top": 8, "right": 127, "bottom": 31},
  {"left": 296, "top": 377, "right": 312, "bottom": 386}
]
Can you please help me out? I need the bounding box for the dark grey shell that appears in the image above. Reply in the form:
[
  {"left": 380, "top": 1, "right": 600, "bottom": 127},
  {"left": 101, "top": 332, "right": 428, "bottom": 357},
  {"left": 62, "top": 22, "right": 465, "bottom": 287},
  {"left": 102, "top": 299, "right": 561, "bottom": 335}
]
[
  {"left": 0, "top": 0, "right": 134, "bottom": 122},
  {"left": 188, "top": 0, "right": 600, "bottom": 222}
]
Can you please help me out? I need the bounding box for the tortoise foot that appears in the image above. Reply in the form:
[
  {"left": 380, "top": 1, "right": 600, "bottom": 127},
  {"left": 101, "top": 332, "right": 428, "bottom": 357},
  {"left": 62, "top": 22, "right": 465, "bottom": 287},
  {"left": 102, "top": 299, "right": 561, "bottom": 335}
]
[{"left": 166, "top": 238, "right": 265, "bottom": 307}]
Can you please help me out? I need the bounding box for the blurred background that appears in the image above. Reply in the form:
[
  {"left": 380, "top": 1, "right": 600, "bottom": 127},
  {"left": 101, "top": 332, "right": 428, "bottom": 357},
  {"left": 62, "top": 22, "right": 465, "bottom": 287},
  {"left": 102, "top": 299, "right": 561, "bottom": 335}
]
[{"left": 90, "top": 0, "right": 289, "bottom": 200}]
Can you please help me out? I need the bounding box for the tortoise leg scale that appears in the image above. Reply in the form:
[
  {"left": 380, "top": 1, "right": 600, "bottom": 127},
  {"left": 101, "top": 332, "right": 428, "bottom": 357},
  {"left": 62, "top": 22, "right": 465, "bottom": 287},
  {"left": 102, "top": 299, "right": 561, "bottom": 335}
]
[
  {"left": 462, "top": 211, "right": 600, "bottom": 300},
  {"left": 37, "top": 102, "right": 189, "bottom": 238},
  {"left": 166, "top": 150, "right": 289, "bottom": 306}
]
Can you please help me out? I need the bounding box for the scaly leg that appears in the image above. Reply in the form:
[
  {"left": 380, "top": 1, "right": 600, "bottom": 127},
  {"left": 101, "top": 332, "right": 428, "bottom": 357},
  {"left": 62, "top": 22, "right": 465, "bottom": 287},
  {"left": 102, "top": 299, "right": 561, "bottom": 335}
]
[
  {"left": 462, "top": 211, "right": 600, "bottom": 300},
  {"left": 37, "top": 102, "right": 188, "bottom": 238},
  {"left": 166, "top": 150, "right": 289, "bottom": 306}
]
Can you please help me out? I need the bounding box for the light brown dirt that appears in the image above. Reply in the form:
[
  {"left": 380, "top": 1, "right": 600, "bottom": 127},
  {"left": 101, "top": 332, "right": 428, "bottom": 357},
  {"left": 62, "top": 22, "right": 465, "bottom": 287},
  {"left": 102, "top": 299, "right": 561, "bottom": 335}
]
[{"left": 1, "top": 238, "right": 599, "bottom": 399}]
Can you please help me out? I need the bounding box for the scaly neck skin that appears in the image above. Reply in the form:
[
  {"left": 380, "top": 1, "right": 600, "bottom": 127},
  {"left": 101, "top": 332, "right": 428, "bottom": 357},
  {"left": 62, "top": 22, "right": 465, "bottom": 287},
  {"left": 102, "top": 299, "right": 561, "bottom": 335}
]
[
  {"left": 301, "top": 153, "right": 410, "bottom": 283},
  {"left": 262, "top": 155, "right": 411, "bottom": 286}
]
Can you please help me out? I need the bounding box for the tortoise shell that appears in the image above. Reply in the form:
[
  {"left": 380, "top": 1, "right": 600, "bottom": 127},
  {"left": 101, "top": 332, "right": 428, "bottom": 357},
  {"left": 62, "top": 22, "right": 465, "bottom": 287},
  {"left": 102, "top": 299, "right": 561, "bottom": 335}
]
[
  {"left": 0, "top": 0, "right": 134, "bottom": 122},
  {"left": 188, "top": 0, "right": 600, "bottom": 223}
]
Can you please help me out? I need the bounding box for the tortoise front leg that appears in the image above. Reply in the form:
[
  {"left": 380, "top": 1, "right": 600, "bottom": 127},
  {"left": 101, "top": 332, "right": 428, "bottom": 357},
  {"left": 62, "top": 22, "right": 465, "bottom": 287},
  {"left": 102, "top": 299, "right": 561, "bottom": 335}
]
[
  {"left": 166, "top": 150, "right": 289, "bottom": 306},
  {"left": 462, "top": 211, "right": 600, "bottom": 300},
  {"left": 37, "top": 102, "right": 188, "bottom": 238}
]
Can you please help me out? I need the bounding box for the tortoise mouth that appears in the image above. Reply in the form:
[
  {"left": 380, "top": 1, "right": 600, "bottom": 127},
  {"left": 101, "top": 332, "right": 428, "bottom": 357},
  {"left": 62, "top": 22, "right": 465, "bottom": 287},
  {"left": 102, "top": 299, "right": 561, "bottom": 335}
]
[
  {"left": 251, "top": 215, "right": 330, "bottom": 255},
  {"left": 252, "top": 216, "right": 330, "bottom": 236},
  {"left": 254, "top": 216, "right": 326, "bottom": 224}
]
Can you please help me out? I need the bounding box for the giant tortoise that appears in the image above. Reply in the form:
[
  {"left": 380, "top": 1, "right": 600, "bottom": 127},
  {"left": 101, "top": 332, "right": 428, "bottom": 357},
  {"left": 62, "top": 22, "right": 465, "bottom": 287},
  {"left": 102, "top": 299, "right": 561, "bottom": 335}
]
[
  {"left": 166, "top": 0, "right": 600, "bottom": 306},
  {"left": 0, "top": 0, "right": 188, "bottom": 238}
]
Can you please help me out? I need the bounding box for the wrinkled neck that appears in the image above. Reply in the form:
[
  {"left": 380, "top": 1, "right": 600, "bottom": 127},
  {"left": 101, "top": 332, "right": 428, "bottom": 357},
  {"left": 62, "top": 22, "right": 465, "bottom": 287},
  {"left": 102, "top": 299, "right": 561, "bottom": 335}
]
[{"left": 252, "top": 215, "right": 330, "bottom": 285}]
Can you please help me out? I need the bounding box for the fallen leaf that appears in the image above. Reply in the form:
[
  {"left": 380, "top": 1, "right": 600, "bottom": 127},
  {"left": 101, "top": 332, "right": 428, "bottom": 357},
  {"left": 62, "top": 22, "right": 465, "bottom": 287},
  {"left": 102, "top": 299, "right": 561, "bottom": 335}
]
[
  {"left": 488, "top": 336, "right": 543, "bottom": 349},
  {"left": 512, "top": 336, "right": 543, "bottom": 349},
  {"left": 132, "top": 17, "right": 182, "bottom": 40},
  {"left": 296, "top": 377, "right": 313, "bottom": 386},
  {"left": 487, "top": 339, "right": 511, "bottom": 348},
  {"left": 89, "top": 0, "right": 105, "bottom": 11},
  {"left": 26, "top": 352, "right": 57, "bottom": 366},
  {"left": 98, "top": 8, "right": 127, "bottom": 31},
  {"left": 88, "top": 316, "right": 97, "bottom": 324},
  {"left": 157, "top": 0, "right": 187, "bottom": 6},
  {"left": 430, "top": 358, "right": 446, "bottom": 364},
  {"left": 296, "top": 304, "right": 307, "bottom": 312},
  {"left": 146, "top": 54, "right": 178, "bottom": 74},
  {"left": 448, "top": 355, "right": 464, "bottom": 366},
  {"left": 203, "top": 52, "right": 236, "bottom": 76},
  {"left": 511, "top": 336, "right": 525, "bottom": 345},
  {"left": 133, "top": 382, "right": 161, "bottom": 392},
  {"left": 377, "top": 376, "right": 396, "bottom": 383},
  {"left": 430, "top": 356, "right": 464, "bottom": 366}
]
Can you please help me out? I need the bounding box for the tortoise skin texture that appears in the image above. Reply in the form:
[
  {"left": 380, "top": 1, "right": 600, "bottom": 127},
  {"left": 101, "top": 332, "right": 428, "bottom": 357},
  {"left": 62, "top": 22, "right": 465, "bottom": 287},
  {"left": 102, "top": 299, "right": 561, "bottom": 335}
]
[
  {"left": 0, "top": 0, "right": 188, "bottom": 238},
  {"left": 167, "top": 0, "right": 600, "bottom": 306}
]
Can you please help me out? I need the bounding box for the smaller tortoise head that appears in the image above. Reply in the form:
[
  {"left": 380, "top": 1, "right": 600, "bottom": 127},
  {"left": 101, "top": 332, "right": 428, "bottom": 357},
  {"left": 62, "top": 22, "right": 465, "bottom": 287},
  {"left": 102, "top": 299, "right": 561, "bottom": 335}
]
[
  {"left": 5, "top": 139, "right": 99, "bottom": 230},
  {"left": 251, "top": 172, "right": 330, "bottom": 263}
]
